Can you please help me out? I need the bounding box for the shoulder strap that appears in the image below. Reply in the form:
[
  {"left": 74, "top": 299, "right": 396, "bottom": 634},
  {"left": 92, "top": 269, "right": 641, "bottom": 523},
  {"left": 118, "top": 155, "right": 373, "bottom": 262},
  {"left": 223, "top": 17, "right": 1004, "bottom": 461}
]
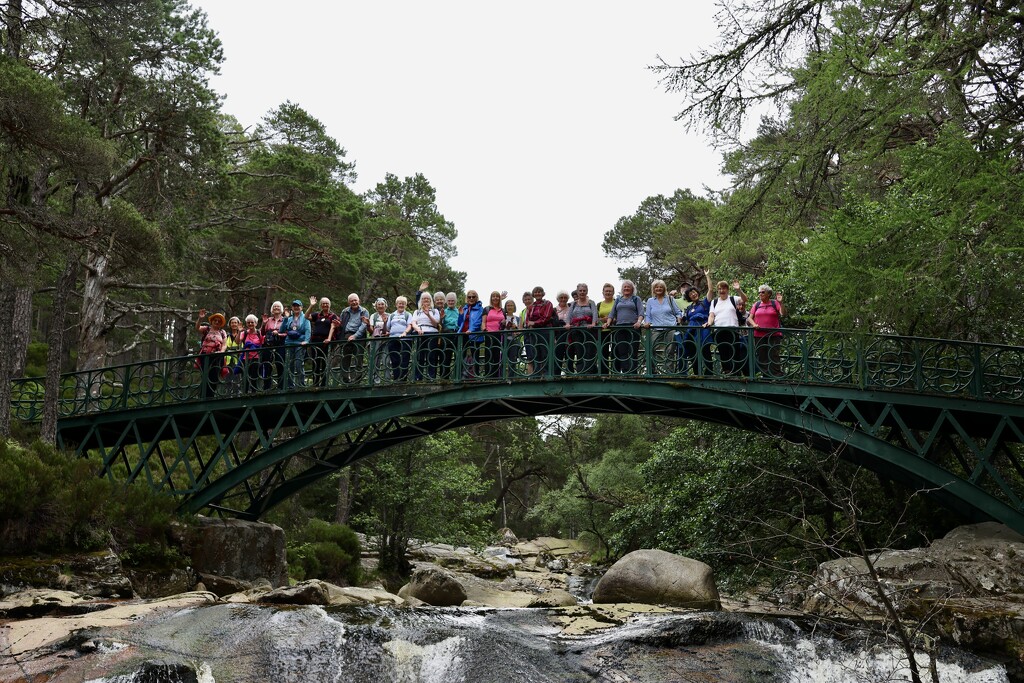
[{"left": 668, "top": 296, "right": 681, "bottom": 317}]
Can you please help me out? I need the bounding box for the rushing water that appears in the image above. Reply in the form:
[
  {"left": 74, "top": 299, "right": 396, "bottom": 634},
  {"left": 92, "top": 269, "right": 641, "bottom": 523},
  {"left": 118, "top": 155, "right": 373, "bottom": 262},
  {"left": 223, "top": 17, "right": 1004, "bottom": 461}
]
[{"left": 70, "top": 603, "right": 1009, "bottom": 683}]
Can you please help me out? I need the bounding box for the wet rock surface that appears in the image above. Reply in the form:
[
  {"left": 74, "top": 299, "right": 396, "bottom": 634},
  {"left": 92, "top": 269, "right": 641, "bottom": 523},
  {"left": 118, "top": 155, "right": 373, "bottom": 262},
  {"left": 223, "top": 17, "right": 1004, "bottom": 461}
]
[
  {"left": 1, "top": 601, "right": 1008, "bottom": 683},
  {"left": 1, "top": 529, "right": 1021, "bottom": 682},
  {"left": 802, "top": 522, "right": 1024, "bottom": 677},
  {"left": 0, "top": 549, "right": 134, "bottom": 599},
  {"left": 257, "top": 579, "right": 331, "bottom": 606}
]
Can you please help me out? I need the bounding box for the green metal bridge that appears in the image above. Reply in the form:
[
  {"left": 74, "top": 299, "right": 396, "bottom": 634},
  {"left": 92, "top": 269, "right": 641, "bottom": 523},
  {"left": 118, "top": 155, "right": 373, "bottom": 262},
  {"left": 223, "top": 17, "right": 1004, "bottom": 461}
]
[{"left": 11, "top": 328, "right": 1024, "bottom": 531}]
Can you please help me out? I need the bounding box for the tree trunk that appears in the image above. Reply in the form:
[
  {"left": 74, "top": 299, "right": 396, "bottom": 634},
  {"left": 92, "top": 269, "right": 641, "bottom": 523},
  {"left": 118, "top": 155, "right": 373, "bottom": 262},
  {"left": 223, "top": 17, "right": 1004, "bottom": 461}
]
[
  {"left": 4, "top": 0, "right": 22, "bottom": 59},
  {"left": 334, "top": 470, "right": 352, "bottom": 525},
  {"left": 41, "top": 258, "right": 78, "bottom": 443},
  {"left": 78, "top": 248, "right": 110, "bottom": 372},
  {"left": 0, "top": 286, "right": 14, "bottom": 437},
  {"left": 10, "top": 284, "right": 32, "bottom": 378}
]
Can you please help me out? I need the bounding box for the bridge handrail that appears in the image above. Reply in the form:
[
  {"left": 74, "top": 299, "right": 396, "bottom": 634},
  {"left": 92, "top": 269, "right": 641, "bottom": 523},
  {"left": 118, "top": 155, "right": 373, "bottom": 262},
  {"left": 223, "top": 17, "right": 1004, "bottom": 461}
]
[{"left": 9, "top": 327, "right": 1024, "bottom": 421}]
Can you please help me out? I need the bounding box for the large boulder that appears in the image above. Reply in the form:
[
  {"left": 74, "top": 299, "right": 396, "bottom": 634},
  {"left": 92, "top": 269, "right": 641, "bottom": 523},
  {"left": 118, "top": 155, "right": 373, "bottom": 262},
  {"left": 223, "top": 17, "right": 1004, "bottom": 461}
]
[
  {"left": 592, "top": 549, "right": 721, "bottom": 610},
  {"left": 257, "top": 579, "right": 331, "bottom": 606},
  {"left": 125, "top": 567, "right": 197, "bottom": 599},
  {"left": 326, "top": 585, "right": 405, "bottom": 606},
  {"left": 801, "top": 523, "right": 1024, "bottom": 680},
  {"left": 399, "top": 566, "right": 467, "bottom": 606},
  {"left": 174, "top": 516, "right": 287, "bottom": 587}
]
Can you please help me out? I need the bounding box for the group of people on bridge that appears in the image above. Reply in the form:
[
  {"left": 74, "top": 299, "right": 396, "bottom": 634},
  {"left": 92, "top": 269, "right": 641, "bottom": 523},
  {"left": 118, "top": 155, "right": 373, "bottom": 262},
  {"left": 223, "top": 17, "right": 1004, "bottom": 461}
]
[{"left": 193, "top": 268, "right": 788, "bottom": 397}]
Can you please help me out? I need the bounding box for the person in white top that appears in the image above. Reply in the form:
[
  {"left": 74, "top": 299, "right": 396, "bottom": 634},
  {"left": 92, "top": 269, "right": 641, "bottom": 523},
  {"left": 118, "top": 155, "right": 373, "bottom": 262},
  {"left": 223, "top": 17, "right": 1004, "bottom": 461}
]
[
  {"left": 410, "top": 292, "right": 442, "bottom": 379},
  {"left": 703, "top": 278, "right": 748, "bottom": 375}
]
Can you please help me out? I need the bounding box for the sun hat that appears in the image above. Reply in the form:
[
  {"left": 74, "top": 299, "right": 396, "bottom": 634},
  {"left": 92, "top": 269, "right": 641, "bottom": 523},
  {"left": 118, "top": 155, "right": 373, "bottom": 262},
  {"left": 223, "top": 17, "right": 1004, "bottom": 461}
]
[
  {"left": 208, "top": 313, "right": 226, "bottom": 326},
  {"left": 291, "top": 299, "right": 303, "bottom": 306}
]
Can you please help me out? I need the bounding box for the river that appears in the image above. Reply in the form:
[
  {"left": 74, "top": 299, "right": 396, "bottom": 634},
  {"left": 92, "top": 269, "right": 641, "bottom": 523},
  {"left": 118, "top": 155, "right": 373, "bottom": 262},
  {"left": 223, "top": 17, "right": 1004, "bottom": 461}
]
[{"left": 66, "top": 602, "right": 1007, "bottom": 682}]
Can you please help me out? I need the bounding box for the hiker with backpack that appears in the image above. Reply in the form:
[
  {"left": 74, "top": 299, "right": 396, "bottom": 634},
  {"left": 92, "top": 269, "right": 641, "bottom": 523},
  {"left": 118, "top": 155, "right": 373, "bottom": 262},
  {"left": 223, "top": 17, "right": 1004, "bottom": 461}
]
[
  {"left": 603, "top": 280, "right": 646, "bottom": 374},
  {"left": 523, "top": 286, "right": 557, "bottom": 377},
  {"left": 456, "top": 290, "right": 485, "bottom": 378},
  {"left": 482, "top": 291, "right": 507, "bottom": 378},
  {"left": 195, "top": 309, "right": 228, "bottom": 399},
  {"left": 386, "top": 296, "right": 414, "bottom": 382},
  {"left": 676, "top": 268, "right": 714, "bottom": 375},
  {"left": 749, "top": 284, "right": 787, "bottom": 378},
  {"left": 566, "top": 283, "right": 599, "bottom": 375},
  {"left": 280, "top": 299, "right": 311, "bottom": 389},
  {"left": 703, "top": 277, "right": 749, "bottom": 376},
  {"left": 645, "top": 279, "right": 683, "bottom": 374}
]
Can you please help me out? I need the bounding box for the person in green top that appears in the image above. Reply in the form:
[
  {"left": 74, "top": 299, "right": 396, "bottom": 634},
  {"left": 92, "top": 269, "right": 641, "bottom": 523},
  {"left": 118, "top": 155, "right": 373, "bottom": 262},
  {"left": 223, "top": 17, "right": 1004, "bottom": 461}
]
[{"left": 596, "top": 283, "right": 616, "bottom": 374}]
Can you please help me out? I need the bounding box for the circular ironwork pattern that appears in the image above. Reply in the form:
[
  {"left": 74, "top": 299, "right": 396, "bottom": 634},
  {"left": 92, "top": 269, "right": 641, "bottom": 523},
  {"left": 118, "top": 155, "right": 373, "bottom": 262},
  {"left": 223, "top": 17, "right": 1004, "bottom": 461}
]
[
  {"left": 983, "top": 348, "right": 1024, "bottom": 401},
  {"left": 920, "top": 342, "right": 975, "bottom": 395},
  {"left": 863, "top": 337, "right": 917, "bottom": 390}
]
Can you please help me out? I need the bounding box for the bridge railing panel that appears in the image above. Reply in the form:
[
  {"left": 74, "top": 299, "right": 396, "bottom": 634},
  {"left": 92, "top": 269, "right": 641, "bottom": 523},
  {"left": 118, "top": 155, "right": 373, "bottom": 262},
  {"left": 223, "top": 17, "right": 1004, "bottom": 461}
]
[{"left": 9, "top": 328, "right": 1024, "bottom": 420}]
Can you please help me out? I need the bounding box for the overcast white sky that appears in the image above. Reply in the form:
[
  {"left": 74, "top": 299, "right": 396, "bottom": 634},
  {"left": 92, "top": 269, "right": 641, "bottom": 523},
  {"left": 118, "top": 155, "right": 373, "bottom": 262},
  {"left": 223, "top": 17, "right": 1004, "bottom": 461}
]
[{"left": 194, "top": 1, "right": 727, "bottom": 304}]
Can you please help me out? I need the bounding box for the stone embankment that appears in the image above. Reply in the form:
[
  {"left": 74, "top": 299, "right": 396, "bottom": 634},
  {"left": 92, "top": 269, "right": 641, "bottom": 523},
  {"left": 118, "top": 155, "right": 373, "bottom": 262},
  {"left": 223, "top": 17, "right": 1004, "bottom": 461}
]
[{"left": 798, "top": 521, "right": 1024, "bottom": 677}]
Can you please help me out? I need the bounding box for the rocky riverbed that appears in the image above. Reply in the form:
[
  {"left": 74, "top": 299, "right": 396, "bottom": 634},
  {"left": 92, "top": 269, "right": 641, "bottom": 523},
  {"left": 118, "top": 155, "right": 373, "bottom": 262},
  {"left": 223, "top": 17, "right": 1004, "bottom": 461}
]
[{"left": 1, "top": 524, "right": 1022, "bottom": 682}]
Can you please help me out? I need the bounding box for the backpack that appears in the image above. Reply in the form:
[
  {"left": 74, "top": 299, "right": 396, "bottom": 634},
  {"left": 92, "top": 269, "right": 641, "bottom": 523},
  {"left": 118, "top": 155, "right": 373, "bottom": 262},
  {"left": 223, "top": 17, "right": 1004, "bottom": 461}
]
[
  {"left": 568, "top": 301, "right": 597, "bottom": 327},
  {"left": 528, "top": 300, "right": 558, "bottom": 328},
  {"left": 612, "top": 295, "right": 642, "bottom": 322},
  {"left": 711, "top": 295, "right": 738, "bottom": 312},
  {"left": 752, "top": 300, "right": 780, "bottom": 315},
  {"left": 370, "top": 312, "right": 388, "bottom": 337},
  {"left": 385, "top": 310, "right": 410, "bottom": 334},
  {"left": 199, "top": 328, "right": 225, "bottom": 355}
]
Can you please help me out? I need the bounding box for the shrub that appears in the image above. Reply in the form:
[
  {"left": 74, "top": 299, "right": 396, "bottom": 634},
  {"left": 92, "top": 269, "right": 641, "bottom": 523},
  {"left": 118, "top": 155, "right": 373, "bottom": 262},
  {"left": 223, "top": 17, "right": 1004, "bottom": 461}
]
[
  {"left": 0, "top": 438, "right": 180, "bottom": 556},
  {"left": 286, "top": 519, "right": 361, "bottom": 586}
]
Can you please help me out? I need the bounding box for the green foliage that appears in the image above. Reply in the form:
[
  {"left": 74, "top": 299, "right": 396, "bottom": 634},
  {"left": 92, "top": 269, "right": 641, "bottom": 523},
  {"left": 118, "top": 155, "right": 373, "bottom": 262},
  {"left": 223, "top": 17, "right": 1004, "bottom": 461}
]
[
  {"left": 640, "top": 0, "right": 1024, "bottom": 343},
  {"left": 603, "top": 189, "right": 717, "bottom": 292},
  {"left": 522, "top": 415, "right": 672, "bottom": 556},
  {"left": 286, "top": 519, "right": 361, "bottom": 586},
  {"left": 352, "top": 432, "right": 491, "bottom": 576},
  {"left": 24, "top": 342, "right": 47, "bottom": 378},
  {"left": 611, "top": 423, "right": 960, "bottom": 588},
  {"left": 794, "top": 129, "right": 1024, "bottom": 340},
  {"left": 0, "top": 438, "right": 179, "bottom": 556}
]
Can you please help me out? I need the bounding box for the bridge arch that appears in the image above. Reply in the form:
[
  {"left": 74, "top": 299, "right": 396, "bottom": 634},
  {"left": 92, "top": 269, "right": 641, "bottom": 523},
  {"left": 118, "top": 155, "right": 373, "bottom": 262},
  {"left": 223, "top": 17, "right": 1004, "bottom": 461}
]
[{"left": 182, "top": 381, "right": 1022, "bottom": 528}]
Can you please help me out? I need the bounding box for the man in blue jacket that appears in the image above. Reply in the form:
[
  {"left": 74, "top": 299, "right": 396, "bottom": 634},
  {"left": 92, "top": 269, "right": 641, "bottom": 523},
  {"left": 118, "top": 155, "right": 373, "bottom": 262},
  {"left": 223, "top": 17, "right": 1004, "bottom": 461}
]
[
  {"left": 280, "top": 299, "right": 311, "bottom": 389},
  {"left": 456, "top": 290, "right": 484, "bottom": 378}
]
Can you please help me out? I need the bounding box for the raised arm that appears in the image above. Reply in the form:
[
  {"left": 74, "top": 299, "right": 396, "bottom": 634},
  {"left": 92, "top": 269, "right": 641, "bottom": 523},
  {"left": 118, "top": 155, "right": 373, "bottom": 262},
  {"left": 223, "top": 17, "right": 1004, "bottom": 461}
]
[
  {"left": 732, "top": 280, "right": 748, "bottom": 305},
  {"left": 703, "top": 268, "right": 713, "bottom": 302},
  {"left": 195, "top": 308, "right": 207, "bottom": 333},
  {"left": 306, "top": 295, "right": 318, "bottom": 317}
]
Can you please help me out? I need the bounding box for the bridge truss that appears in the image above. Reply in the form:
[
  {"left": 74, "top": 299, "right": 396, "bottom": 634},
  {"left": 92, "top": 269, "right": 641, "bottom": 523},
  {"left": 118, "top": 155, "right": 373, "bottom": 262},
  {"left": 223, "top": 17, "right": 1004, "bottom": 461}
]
[{"left": 12, "top": 328, "right": 1024, "bottom": 530}]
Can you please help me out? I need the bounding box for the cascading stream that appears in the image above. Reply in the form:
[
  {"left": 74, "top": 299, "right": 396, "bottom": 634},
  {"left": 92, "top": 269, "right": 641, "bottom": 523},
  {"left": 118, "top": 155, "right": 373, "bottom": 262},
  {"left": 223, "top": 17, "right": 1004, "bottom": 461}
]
[{"left": 77, "top": 604, "right": 1008, "bottom": 683}]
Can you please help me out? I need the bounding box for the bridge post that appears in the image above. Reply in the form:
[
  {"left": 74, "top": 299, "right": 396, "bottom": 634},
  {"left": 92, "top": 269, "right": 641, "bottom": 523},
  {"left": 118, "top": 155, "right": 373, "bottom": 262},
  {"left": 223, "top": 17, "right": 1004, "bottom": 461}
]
[
  {"left": 856, "top": 336, "right": 867, "bottom": 390},
  {"left": 973, "top": 344, "right": 984, "bottom": 400}
]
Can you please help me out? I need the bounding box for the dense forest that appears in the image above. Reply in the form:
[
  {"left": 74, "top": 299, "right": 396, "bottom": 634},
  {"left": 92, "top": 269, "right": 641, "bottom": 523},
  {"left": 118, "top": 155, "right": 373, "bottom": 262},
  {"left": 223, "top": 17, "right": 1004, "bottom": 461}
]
[{"left": 2, "top": 0, "right": 1022, "bottom": 586}]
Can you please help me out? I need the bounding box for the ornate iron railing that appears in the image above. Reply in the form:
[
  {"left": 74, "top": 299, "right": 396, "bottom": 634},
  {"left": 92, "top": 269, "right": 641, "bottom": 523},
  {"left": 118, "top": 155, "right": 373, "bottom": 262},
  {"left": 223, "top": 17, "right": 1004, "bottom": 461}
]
[{"left": 10, "top": 327, "right": 1024, "bottom": 421}]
